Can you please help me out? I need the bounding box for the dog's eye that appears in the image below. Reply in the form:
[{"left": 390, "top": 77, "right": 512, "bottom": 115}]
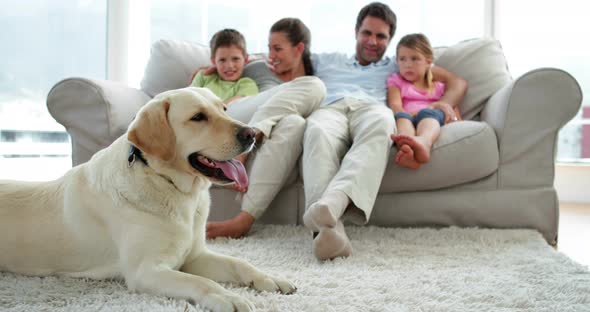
[
  {"left": 223, "top": 105, "right": 227, "bottom": 112},
  {"left": 191, "top": 113, "right": 207, "bottom": 122}
]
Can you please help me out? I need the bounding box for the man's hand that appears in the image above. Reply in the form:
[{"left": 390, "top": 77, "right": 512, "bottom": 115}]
[{"left": 430, "top": 101, "right": 458, "bottom": 124}]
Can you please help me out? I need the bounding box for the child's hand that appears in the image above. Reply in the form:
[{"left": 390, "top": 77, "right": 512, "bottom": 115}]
[{"left": 431, "top": 101, "right": 458, "bottom": 123}]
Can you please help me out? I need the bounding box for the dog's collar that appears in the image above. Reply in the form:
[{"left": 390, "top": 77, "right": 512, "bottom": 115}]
[{"left": 128, "top": 145, "right": 148, "bottom": 167}]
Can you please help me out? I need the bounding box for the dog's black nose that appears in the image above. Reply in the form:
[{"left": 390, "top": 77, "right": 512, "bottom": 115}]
[{"left": 237, "top": 127, "right": 256, "bottom": 146}]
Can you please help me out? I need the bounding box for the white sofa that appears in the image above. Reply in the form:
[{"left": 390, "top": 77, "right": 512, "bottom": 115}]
[{"left": 47, "top": 38, "right": 582, "bottom": 244}]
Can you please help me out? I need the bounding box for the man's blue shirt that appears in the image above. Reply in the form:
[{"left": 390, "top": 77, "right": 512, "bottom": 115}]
[{"left": 312, "top": 53, "right": 399, "bottom": 106}]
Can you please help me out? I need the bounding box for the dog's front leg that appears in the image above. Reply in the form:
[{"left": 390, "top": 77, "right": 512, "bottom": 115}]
[
  {"left": 126, "top": 263, "right": 254, "bottom": 312},
  {"left": 181, "top": 249, "right": 296, "bottom": 294}
]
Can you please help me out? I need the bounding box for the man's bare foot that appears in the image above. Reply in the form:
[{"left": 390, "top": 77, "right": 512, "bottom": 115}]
[
  {"left": 395, "top": 144, "right": 421, "bottom": 169},
  {"left": 206, "top": 212, "right": 255, "bottom": 239},
  {"left": 396, "top": 134, "right": 432, "bottom": 163}
]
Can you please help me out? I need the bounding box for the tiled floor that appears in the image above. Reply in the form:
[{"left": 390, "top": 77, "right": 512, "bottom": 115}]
[{"left": 558, "top": 202, "right": 590, "bottom": 268}]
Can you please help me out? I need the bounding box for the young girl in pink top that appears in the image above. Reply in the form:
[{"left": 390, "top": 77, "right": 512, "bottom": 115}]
[{"left": 387, "top": 33, "right": 454, "bottom": 169}]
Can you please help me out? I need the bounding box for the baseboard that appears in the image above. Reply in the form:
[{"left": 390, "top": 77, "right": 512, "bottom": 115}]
[{"left": 555, "top": 164, "right": 590, "bottom": 204}]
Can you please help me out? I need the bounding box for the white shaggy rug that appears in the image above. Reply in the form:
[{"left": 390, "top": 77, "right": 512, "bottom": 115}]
[{"left": 1, "top": 225, "right": 589, "bottom": 312}]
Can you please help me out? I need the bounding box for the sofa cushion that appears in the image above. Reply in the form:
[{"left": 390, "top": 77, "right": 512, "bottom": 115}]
[
  {"left": 141, "top": 39, "right": 211, "bottom": 98},
  {"left": 380, "top": 121, "right": 499, "bottom": 193},
  {"left": 434, "top": 38, "right": 512, "bottom": 120},
  {"left": 243, "top": 60, "right": 283, "bottom": 92}
]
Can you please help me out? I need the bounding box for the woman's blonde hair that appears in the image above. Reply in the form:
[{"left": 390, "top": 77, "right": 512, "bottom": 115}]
[{"left": 396, "top": 33, "right": 434, "bottom": 92}]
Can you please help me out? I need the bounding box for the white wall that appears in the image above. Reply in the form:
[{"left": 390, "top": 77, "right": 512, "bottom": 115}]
[{"left": 555, "top": 165, "right": 590, "bottom": 204}]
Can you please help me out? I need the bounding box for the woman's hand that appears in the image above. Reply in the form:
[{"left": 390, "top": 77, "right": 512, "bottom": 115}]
[
  {"left": 189, "top": 65, "right": 217, "bottom": 83},
  {"left": 202, "top": 65, "right": 217, "bottom": 76}
]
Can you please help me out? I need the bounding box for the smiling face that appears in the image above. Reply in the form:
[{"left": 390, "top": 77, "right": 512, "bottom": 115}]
[
  {"left": 396, "top": 46, "right": 432, "bottom": 83},
  {"left": 355, "top": 16, "right": 391, "bottom": 65},
  {"left": 211, "top": 45, "right": 247, "bottom": 82},
  {"left": 267, "top": 31, "right": 303, "bottom": 75}
]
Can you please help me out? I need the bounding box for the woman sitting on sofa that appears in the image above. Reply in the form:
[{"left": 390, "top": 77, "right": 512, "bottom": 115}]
[{"left": 204, "top": 17, "right": 326, "bottom": 239}]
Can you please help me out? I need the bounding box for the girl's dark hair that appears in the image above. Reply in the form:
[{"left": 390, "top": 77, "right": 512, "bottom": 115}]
[
  {"left": 270, "top": 18, "right": 314, "bottom": 76},
  {"left": 210, "top": 28, "right": 247, "bottom": 56}
]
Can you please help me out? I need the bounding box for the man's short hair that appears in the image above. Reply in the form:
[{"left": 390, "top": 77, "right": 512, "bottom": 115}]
[
  {"left": 209, "top": 29, "right": 247, "bottom": 56},
  {"left": 355, "top": 2, "right": 397, "bottom": 39}
]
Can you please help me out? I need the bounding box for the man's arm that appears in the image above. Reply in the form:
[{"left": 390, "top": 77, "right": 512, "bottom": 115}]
[{"left": 431, "top": 65, "right": 467, "bottom": 107}]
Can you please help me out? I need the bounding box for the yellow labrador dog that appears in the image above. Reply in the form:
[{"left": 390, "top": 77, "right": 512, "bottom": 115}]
[{"left": 0, "top": 87, "right": 295, "bottom": 312}]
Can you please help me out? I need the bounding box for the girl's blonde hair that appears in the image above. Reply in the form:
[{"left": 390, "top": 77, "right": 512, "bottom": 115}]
[{"left": 396, "top": 33, "right": 434, "bottom": 93}]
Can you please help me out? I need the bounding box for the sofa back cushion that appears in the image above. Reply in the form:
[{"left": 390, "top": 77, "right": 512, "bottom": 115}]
[
  {"left": 141, "top": 39, "right": 211, "bottom": 98},
  {"left": 140, "top": 38, "right": 512, "bottom": 119},
  {"left": 434, "top": 38, "right": 512, "bottom": 120}
]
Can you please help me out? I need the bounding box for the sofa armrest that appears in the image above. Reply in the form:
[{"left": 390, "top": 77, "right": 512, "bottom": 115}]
[
  {"left": 481, "top": 68, "right": 582, "bottom": 188},
  {"left": 47, "top": 78, "right": 151, "bottom": 166}
]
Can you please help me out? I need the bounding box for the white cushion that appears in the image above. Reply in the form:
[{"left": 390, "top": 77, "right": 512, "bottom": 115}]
[
  {"left": 140, "top": 39, "right": 211, "bottom": 97},
  {"left": 434, "top": 38, "right": 512, "bottom": 120}
]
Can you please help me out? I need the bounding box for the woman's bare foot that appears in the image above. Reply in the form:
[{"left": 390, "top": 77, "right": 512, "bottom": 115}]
[
  {"left": 395, "top": 144, "right": 421, "bottom": 169},
  {"left": 206, "top": 211, "right": 255, "bottom": 239},
  {"left": 395, "top": 134, "right": 432, "bottom": 163}
]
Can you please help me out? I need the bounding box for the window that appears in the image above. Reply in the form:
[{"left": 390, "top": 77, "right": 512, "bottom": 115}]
[
  {"left": 2, "top": 0, "right": 588, "bottom": 183},
  {"left": 495, "top": 0, "right": 589, "bottom": 162},
  {"left": 0, "top": 0, "right": 107, "bottom": 180},
  {"left": 149, "top": 0, "right": 485, "bottom": 55}
]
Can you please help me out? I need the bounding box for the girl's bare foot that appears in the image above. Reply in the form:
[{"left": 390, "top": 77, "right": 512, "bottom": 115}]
[
  {"left": 395, "top": 144, "right": 421, "bottom": 169},
  {"left": 395, "top": 134, "right": 432, "bottom": 163}
]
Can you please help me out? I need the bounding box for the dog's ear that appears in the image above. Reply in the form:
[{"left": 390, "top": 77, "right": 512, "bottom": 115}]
[{"left": 128, "top": 98, "right": 176, "bottom": 161}]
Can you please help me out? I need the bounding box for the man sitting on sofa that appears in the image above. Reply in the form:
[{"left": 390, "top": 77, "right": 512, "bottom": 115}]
[{"left": 301, "top": 2, "right": 468, "bottom": 260}]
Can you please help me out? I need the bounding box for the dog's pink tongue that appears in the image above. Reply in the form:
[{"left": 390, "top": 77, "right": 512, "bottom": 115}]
[{"left": 215, "top": 159, "right": 248, "bottom": 188}]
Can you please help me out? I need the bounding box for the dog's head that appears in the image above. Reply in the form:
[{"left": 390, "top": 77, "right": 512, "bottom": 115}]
[{"left": 127, "top": 87, "right": 255, "bottom": 190}]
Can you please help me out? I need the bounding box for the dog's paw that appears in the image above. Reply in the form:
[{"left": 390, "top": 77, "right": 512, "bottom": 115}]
[
  {"left": 251, "top": 275, "right": 297, "bottom": 295},
  {"left": 200, "top": 292, "right": 255, "bottom": 312}
]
